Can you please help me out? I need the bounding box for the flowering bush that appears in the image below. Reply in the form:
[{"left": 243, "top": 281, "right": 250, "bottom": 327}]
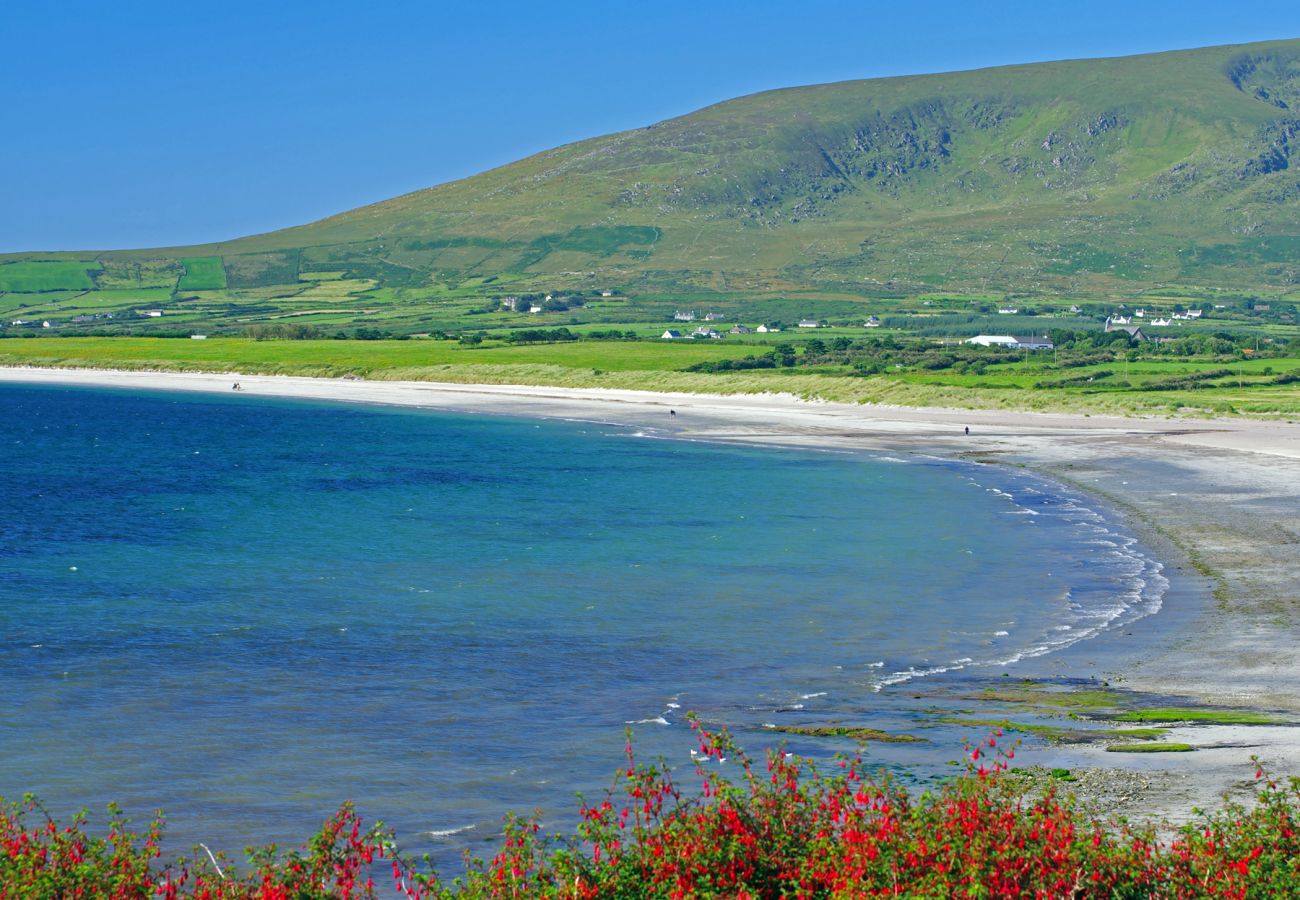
[
  {"left": 5, "top": 722, "right": 1300, "bottom": 897},
  {"left": 434, "top": 724, "right": 1300, "bottom": 898},
  {"left": 0, "top": 798, "right": 398, "bottom": 899}
]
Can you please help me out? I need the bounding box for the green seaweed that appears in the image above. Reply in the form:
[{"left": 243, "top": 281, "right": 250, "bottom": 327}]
[
  {"left": 1115, "top": 708, "right": 1277, "bottom": 725},
  {"left": 973, "top": 687, "right": 1125, "bottom": 710},
  {"left": 767, "top": 725, "right": 923, "bottom": 743},
  {"left": 1106, "top": 743, "right": 1195, "bottom": 753},
  {"left": 937, "top": 718, "right": 1170, "bottom": 744}
]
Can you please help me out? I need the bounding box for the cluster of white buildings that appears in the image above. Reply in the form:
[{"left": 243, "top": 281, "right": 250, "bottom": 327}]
[
  {"left": 1109, "top": 308, "right": 1203, "bottom": 328},
  {"left": 501, "top": 296, "right": 545, "bottom": 313},
  {"left": 662, "top": 323, "right": 772, "bottom": 340},
  {"left": 659, "top": 317, "right": 894, "bottom": 339}
]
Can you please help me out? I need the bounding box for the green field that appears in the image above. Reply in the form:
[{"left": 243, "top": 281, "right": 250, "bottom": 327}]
[
  {"left": 0, "top": 337, "right": 757, "bottom": 373},
  {"left": 0, "top": 260, "right": 98, "bottom": 292},
  {"left": 4, "top": 337, "right": 1300, "bottom": 418},
  {"left": 178, "top": 256, "right": 227, "bottom": 290}
]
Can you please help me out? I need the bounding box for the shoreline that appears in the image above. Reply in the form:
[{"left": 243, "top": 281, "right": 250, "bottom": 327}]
[{"left": 7, "top": 365, "right": 1300, "bottom": 822}]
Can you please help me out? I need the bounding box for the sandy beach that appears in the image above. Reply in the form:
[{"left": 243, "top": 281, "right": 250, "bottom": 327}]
[{"left": 6, "top": 365, "right": 1300, "bottom": 822}]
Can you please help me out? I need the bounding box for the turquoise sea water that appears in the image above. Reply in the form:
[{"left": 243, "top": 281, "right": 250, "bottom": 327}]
[{"left": 0, "top": 384, "right": 1166, "bottom": 861}]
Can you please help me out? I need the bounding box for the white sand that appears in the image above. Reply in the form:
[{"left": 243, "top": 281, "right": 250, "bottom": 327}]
[{"left": 4, "top": 365, "right": 1298, "bottom": 457}]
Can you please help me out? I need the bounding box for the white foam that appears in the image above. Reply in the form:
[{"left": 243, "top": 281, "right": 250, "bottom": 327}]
[
  {"left": 425, "top": 824, "right": 476, "bottom": 839},
  {"left": 864, "top": 472, "right": 1169, "bottom": 692}
]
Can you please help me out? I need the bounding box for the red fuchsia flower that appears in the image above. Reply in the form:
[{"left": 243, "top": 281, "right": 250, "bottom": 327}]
[{"left": 7, "top": 728, "right": 1300, "bottom": 898}]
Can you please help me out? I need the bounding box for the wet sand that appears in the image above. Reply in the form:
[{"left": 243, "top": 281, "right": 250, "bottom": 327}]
[{"left": 6, "top": 366, "right": 1300, "bottom": 821}]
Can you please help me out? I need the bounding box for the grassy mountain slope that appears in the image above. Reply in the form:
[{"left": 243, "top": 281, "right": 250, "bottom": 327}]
[{"left": 5, "top": 38, "right": 1300, "bottom": 313}]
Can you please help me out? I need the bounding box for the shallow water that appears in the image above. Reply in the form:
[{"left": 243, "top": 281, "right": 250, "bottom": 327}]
[{"left": 0, "top": 383, "right": 1165, "bottom": 860}]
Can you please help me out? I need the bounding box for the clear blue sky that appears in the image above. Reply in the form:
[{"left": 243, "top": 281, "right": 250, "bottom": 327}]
[{"left": 5, "top": 1, "right": 1299, "bottom": 252}]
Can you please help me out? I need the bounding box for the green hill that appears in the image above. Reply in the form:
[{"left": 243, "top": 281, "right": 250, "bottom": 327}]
[{"left": 4, "top": 38, "right": 1300, "bottom": 330}]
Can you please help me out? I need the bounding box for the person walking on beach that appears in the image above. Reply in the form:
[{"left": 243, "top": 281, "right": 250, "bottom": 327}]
[{"left": 964, "top": 426, "right": 969, "bottom": 435}]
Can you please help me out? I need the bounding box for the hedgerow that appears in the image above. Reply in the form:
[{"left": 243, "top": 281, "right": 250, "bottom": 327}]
[{"left": 3, "top": 722, "right": 1297, "bottom": 897}]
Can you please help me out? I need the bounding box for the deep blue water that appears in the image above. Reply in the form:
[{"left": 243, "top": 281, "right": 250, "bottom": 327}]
[{"left": 0, "top": 384, "right": 1165, "bottom": 860}]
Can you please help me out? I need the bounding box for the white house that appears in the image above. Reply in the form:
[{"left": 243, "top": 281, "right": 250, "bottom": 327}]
[
  {"left": 730, "top": 324, "right": 753, "bottom": 334},
  {"left": 1186, "top": 309, "right": 1203, "bottom": 318},
  {"left": 797, "top": 319, "right": 820, "bottom": 328},
  {"left": 600, "top": 290, "right": 614, "bottom": 298},
  {"left": 529, "top": 305, "right": 543, "bottom": 314},
  {"left": 692, "top": 327, "right": 722, "bottom": 339},
  {"left": 864, "top": 316, "right": 881, "bottom": 327},
  {"left": 756, "top": 324, "right": 780, "bottom": 333},
  {"left": 1108, "top": 316, "right": 1131, "bottom": 326},
  {"left": 704, "top": 312, "right": 725, "bottom": 321},
  {"left": 138, "top": 309, "right": 164, "bottom": 317},
  {"left": 966, "top": 335, "right": 1019, "bottom": 347},
  {"left": 1150, "top": 318, "right": 1171, "bottom": 327},
  {"left": 1134, "top": 309, "right": 1146, "bottom": 318},
  {"left": 673, "top": 310, "right": 696, "bottom": 322},
  {"left": 190, "top": 334, "right": 208, "bottom": 340},
  {"left": 661, "top": 330, "right": 683, "bottom": 339},
  {"left": 997, "top": 308, "right": 1020, "bottom": 315},
  {"left": 966, "top": 335, "right": 1054, "bottom": 350}
]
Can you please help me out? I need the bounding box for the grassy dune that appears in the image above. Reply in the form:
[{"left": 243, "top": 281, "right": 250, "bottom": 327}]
[{"left": 5, "top": 337, "right": 1300, "bottom": 417}]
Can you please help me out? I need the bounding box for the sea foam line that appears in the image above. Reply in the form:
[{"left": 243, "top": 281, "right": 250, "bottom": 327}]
[
  {"left": 425, "top": 824, "right": 476, "bottom": 839},
  {"left": 868, "top": 468, "right": 1169, "bottom": 691}
]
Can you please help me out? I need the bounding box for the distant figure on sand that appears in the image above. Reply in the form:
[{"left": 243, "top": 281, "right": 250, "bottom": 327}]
[
  {"left": 964, "top": 426, "right": 969, "bottom": 435},
  {"left": 670, "top": 409, "right": 676, "bottom": 417},
  {"left": 233, "top": 382, "right": 241, "bottom": 391}
]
